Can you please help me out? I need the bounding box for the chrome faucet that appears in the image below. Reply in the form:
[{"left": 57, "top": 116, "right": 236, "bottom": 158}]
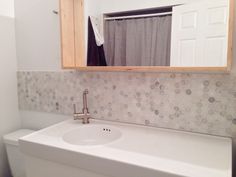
[{"left": 73, "top": 89, "right": 91, "bottom": 124}]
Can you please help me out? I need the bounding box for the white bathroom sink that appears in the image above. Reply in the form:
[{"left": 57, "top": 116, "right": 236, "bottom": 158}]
[{"left": 62, "top": 125, "right": 122, "bottom": 146}]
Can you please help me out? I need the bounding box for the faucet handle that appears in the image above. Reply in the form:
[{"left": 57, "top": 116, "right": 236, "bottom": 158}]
[
  {"left": 73, "top": 104, "right": 77, "bottom": 114},
  {"left": 84, "top": 89, "right": 89, "bottom": 94}
]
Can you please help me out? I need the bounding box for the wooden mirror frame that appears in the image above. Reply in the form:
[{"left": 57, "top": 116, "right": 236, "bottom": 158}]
[{"left": 59, "top": 0, "right": 234, "bottom": 72}]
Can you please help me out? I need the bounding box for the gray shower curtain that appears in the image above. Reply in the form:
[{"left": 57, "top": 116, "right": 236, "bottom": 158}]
[{"left": 104, "top": 15, "right": 172, "bottom": 66}]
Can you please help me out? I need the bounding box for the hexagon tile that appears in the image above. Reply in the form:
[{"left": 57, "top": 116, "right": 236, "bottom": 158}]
[{"left": 18, "top": 71, "right": 236, "bottom": 138}]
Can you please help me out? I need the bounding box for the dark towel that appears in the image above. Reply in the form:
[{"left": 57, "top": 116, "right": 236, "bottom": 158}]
[{"left": 87, "top": 17, "right": 107, "bottom": 66}]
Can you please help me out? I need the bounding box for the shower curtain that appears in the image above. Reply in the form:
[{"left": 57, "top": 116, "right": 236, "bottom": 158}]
[{"left": 104, "top": 15, "right": 172, "bottom": 66}]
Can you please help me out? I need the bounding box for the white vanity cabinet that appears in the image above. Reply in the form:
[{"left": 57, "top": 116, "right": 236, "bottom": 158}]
[{"left": 19, "top": 120, "right": 232, "bottom": 177}]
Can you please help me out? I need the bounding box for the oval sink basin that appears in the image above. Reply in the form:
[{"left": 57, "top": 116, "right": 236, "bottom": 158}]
[{"left": 62, "top": 125, "right": 122, "bottom": 146}]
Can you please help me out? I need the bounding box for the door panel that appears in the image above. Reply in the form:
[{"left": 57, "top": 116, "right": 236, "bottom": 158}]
[
  {"left": 171, "top": 0, "right": 229, "bottom": 67},
  {"left": 179, "top": 40, "right": 196, "bottom": 66}
]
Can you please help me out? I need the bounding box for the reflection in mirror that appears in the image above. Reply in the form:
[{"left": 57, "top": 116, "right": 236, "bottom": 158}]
[
  {"left": 104, "top": 8, "right": 172, "bottom": 66},
  {"left": 85, "top": 0, "right": 230, "bottom": 67}
]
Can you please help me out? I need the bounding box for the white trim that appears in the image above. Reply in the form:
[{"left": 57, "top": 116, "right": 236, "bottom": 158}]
[{"left": 104, "top": 12, "right": 172, "bottom": 21}]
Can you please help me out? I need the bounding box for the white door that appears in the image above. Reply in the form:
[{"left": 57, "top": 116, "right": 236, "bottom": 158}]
[{"left": 170, "top": 0, "right": 229, "bottom": 67}]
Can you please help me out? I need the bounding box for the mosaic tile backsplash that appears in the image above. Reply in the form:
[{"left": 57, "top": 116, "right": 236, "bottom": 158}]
[{"left": 18, "top": 71, "right": 236, "bottom": 137}]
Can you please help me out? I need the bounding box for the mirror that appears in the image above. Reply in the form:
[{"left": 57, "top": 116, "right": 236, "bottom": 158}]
[
  {"left": 83, "top": 0, "right": 232, "bottom": 68},
  {"left": 59, "top": 0, "right": 233, "bottom": 70}
]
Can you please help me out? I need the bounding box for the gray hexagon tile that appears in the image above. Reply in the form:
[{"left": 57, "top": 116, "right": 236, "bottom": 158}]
[{"left": 18, "top": 71, "right": 236, "bottom": 137}]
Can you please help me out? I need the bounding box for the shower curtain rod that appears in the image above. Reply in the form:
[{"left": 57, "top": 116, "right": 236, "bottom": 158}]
[{"left": 104, "top": 12, "right": 172, "bottom": 20}]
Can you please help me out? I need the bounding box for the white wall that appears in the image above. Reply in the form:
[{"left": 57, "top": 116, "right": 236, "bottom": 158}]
[
  {"left": 15, "top": 0, "right": 61, "bottom": 71},
  {"left": 0, "top": 0, "right": 15, "bottom": 17},
  {"left": 0, "top": 1, "right": 21, "bottom": 176}
]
